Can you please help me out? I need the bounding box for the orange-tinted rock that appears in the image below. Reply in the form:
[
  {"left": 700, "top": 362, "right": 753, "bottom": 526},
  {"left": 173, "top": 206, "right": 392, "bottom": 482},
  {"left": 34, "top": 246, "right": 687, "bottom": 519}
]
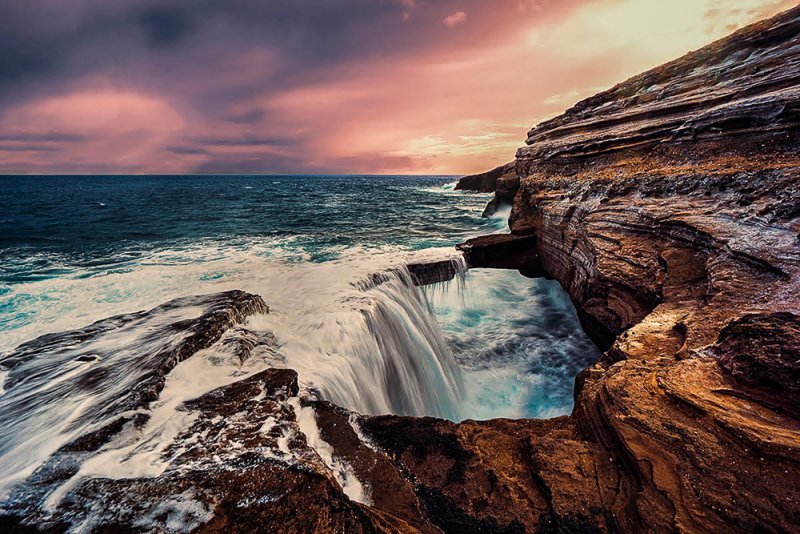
[
  {"left": 449, "top": 5, "right": 800, "bottom": 532},
  {"left": 445, "top": 160, "right": 800, "bottom": 530},
  {"left": 455, "top": 162, "right": 515, "bottom": 193},
  {"left": 710, "top": 312, "right": 800, "bottom": 401}
]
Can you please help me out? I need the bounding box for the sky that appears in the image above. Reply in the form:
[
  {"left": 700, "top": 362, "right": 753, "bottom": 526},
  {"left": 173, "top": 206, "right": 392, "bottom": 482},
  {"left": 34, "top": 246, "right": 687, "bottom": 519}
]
[{"left": 0, "top": 0, "right": 796, "bottom": 175}]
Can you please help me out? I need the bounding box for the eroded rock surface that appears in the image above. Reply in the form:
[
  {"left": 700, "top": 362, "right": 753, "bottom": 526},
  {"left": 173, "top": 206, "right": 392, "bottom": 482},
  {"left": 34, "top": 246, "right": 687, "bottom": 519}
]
[
  {"left": 439, "top": 5, "right": 800, "bottom": 533},
  {"left": 4, "top": 367, "right": 416, "bottom": 533}
]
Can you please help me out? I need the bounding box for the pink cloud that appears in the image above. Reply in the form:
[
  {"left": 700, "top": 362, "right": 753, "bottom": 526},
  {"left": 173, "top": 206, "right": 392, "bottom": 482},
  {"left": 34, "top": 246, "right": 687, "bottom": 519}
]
[
  {"left": 0, "top": 88, "right": 188, "bottom": 173},
  {"left": 443, "top": 11, "right": 468, "bottom": 27},
  {"left": 0, "top": 0, "right": 794, "bottom": 174}
]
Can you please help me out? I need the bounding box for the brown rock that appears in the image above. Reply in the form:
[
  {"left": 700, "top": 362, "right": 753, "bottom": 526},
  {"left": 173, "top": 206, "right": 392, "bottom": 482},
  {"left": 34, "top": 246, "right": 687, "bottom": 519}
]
[
  {"left": 457, "top": 234, "right": 542, "bottom": 276},
  {"left": 455, "top": 162, "right": 515, "bottom": 193},
  {"left": 455, "top": 162, "right": 520, "bottom": 217},
  {"left": 6, "top": 6, "right": 800, "bottom": 534},
  {"left": 709, "top": 312, "right": 800, "bottom": 401},
  {"left": 447, "top": 5, "right": 800, "bottom": 533}
]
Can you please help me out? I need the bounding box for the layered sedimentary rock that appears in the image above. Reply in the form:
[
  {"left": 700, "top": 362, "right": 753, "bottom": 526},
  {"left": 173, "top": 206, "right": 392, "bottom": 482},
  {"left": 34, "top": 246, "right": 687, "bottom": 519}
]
[
  {"left": 456, "top": 162, "right": 519, "bottom": 217},
  {"left": 452, "top": 5, "right": 800, "bottom": 532}
]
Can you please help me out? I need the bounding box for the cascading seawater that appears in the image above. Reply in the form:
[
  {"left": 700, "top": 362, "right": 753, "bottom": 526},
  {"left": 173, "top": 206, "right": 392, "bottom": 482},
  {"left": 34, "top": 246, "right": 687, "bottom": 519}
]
[
  {"left": 0, "top": 249, "right": 470, "bottom": 509},
  {"left": 249, "top": 252, "right": 468, "bottom": 421}
]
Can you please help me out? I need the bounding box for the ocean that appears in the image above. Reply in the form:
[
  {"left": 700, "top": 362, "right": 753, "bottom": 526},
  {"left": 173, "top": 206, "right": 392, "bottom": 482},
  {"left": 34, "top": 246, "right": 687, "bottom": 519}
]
[{"left": 0, "top": 175, "right": 598, "bottom": 422}]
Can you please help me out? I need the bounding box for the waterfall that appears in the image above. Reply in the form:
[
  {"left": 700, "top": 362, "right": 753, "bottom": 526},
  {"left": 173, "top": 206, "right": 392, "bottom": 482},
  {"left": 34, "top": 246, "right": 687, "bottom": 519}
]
[
  {"left": 350, "top": 263, "right": 465, "bottom": 419},
  {"left": 257, "top": 256, "right": 468, "bottom": 421},
  {"left": 0, "top": 249, "right": 470, "bottom": 502}
]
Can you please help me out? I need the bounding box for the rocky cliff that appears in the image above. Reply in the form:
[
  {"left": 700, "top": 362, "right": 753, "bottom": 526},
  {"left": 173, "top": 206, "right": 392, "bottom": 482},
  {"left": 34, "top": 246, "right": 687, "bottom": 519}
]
[{"left": 454, "top": 5, "right": 800, "bottom": 532}]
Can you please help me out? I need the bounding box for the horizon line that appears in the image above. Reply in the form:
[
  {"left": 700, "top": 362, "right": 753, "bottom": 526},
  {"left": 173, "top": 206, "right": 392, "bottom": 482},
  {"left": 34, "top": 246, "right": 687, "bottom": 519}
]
[{"left": 0, "top": 172, "right": 465, "bottom": 177}]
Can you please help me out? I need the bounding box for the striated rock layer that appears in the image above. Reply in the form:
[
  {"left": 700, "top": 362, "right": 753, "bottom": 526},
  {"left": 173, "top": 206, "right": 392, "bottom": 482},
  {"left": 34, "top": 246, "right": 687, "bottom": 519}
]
[{"left": 451, "top": 5, "right": 800, "bottom": 533}]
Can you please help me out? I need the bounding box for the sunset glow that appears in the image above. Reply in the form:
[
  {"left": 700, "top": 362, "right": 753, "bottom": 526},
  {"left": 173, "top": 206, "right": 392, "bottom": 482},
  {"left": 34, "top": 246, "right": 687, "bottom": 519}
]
[{"left": 0, "top": 0, "right": 796, "bottom": 174}]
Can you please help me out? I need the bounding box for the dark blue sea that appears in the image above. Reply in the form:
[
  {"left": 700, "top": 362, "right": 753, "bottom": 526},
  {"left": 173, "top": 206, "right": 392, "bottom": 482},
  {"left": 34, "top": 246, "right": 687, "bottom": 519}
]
[{"left": 0, "top": 175, "right": 597, "bottom": 422}]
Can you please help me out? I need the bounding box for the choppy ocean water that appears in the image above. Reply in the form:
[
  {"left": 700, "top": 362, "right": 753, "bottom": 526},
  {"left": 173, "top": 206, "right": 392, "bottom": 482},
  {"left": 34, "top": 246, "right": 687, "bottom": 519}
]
[{"left": 0, "top": 175, "right": 598, "bottom": 422}]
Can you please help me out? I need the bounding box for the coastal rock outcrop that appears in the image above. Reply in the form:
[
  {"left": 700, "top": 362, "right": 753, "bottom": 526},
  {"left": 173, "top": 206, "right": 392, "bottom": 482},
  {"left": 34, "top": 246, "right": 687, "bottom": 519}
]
[
  {"left": 454, "top": 162, "right": 514, "bottom": 193},
  {"left": 455, "top": 162, "right": 519, "bottom": 217},
  {"left": 0, "top": 291, "right": 274, "bottom": 530},
  {"left": 447, "top": 5, "right": 800, "bottom": 532}
]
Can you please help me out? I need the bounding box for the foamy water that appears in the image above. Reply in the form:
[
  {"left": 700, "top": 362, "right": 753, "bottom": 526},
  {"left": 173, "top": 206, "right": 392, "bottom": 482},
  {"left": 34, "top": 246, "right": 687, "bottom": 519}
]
[{"left": 0, "top": 176, "right": 599, "bottom": 508}]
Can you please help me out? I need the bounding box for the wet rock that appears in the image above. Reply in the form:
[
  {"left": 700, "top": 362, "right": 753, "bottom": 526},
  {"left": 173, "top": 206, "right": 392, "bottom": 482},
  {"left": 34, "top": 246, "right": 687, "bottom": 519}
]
[
  {"left": 5, "top": 6, "right": 800, "bottom": 533},
  {"left": 1, "top": 290, "right": 268, "bottom": 406},
  {"left": 455, "top": 162, "right": 520, "bottom": 218},
  {"left": 354, "top": 256, "right": 466, "bottom": 289},
  {"left": 452, "top": 5, "right": 800, "bottom": 532},
  {"left": 309, "top": 401, "right": 435, "bottom": 533},
  {"left": 406, "top": 258, "right": 464, "bottom": 286},
  {"left": 359, "top": 415, "right": 615, "bottom": 533},
  {"left": 457, "top": 234, "right": 542, "bottom": 276},
  {"left": 455, "top": 162, "right": 515, "bottom": 193},
  {"left": 0, "top": 291, "right": 277, "bottom": 530},
  {"left": 709, "top": 312, "right": 800, "bottom": 401},
  {"left": 0, "top": 290, "right": 268, "bottom": 461},
  {"left": 483, "top": 168, "right": 521, "bottom": 218},
  {"left": 4, "top": 367, "right": 416, "bottom": 533}
]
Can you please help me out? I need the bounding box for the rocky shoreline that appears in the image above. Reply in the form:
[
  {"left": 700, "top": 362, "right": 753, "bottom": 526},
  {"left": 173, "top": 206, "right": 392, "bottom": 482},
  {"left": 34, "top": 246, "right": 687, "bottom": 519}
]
[
  {"left": 3, "top": 6, "right": 800, "bottom": 533},
  {"left": 452, "top": 6, "right": 800, "bottom": 532},
  {"left": 455, "top": 162, "right": 517, "bottom": 217}
]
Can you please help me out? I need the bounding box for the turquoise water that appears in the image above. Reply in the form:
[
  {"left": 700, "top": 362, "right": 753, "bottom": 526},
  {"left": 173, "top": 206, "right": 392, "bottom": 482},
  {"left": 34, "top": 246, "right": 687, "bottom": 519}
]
[{"left": 0, "top": 175, "right": 598, "bottom": 420}]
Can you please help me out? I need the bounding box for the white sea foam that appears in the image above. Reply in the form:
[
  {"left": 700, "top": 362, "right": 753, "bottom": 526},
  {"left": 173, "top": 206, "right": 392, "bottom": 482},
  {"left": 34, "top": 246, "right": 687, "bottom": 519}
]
[
  {"left": 0, "top": 231, "right": 598, "bottom": 520},
  {"left": 0, "top": 244, "right": 469, "bottom": 506},
  {"left": 131, "top": 490, "right": 213, "bottom": 533},
  {"left": 348, "top": 414, "right": 379, "bottom": 452},
  {"left": 415, "top": 180, "right": 467, "bottom": 194},
  {"left": 0, "top": 304, "right": 210, "bottom": 502},
  {"left": 0, "top": 177, "right": 604, "bottom": 533},
  {"left": 290, "top": 397, "right": 369, "bottom": 505},
  {"left": 424, "top": 269, "right": 599, "bottom": 420},
  {"left": 41, "top": 337, "right": 274, "bottom": 511},
  {"left": 0, "top": 370, "right": 7, "bottom": 398},
  {"left": 1, "top": 244, "right": 467, "bottom": 415}
]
